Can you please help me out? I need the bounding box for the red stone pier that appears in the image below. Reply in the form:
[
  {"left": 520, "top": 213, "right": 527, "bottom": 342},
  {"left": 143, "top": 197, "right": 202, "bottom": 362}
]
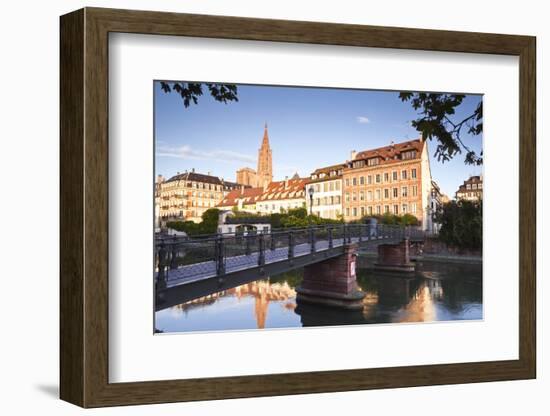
[
  {"left": 296, "top": 243, "right": 365, "bottom": 309},
  {"left": 374, "top": 238, "right": 415, "bottom": 273}
]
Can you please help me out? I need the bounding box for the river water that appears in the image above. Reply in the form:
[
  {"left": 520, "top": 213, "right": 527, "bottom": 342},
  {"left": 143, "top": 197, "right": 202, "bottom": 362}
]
[{"left": 155, "top": 260, "right": 482, "bottom": 333}]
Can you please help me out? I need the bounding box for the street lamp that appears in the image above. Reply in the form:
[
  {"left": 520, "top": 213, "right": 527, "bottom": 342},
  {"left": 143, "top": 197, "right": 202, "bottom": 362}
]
[{"left": 308, "top": 186, "right": 314, "bottom": 215}]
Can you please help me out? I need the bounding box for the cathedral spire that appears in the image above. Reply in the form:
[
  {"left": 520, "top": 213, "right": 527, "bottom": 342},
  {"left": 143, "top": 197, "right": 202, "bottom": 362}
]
[
  {"left": 262, "top": 122, "right": 269, "bottom": 146},
  {"left": 257, "top": 123, "right": 273, "bottom": 188}
]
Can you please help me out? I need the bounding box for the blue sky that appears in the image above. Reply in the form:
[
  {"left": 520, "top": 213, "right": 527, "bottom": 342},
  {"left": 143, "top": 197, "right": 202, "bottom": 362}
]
[{"left": 154, "top": 82, "right": 482, "bottom": 197}]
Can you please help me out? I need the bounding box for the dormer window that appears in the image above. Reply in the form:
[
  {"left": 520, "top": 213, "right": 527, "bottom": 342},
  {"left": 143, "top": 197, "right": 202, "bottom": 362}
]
[
  {"left": 367, "top": 157, "right": 379, "bottom": 166},
  {"left": 401, "top": 150, "right": 417, "bottom": 160}
]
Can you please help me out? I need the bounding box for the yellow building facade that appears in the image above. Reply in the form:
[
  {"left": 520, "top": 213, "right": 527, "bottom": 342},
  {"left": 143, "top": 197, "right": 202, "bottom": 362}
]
[{"left": 341, "top": 139, "right": 434, "bottom": 230}]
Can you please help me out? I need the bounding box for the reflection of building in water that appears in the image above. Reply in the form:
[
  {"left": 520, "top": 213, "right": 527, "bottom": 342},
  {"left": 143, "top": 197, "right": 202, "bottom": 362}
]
[
  {"left": 374, "top": 276, "right": 445, "bottom": 323},
  {"left": 174, "top": 280, "right": 296, "bottom": 329}
]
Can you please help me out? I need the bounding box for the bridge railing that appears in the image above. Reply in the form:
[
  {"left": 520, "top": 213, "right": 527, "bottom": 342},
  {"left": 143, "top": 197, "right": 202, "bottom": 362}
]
[{"left": 155, "top": 224, "right": 425, "bottom": 284}]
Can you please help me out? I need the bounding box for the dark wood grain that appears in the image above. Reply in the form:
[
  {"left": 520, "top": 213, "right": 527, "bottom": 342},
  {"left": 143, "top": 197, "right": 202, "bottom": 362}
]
[
  {"left": 60, "top": 7, "right": 537, "bottom": 408},
  {"left": 59, "top": 8, "right": 84, "bottom": 406}
]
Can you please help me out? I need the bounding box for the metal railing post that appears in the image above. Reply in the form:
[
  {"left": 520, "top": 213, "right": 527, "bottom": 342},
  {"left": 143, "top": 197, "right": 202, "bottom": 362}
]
[
  {"left": 358, "top": 224, "right": 363, "bottom": 243},
  {"left": 328, "top": 226, "right": 333, "bottom": 249},
  {"left": 169, "top": 240, "right": 178, "bottom": 270},
  {"left": 245, "top": 233, "right": 251, "bottom": 256},
  {"left": 343, "top": 224, "right": 347, "bottom": 245},
  {"left": 310, "top": 227, "right": 316, "bottom": 253},
  {"left": 258, "top": 233, "right": 265, "bottom": 266},
  {"left": 270, "top": 231, "right": 276, "bottom": 251},
  {"left": 157, "top": 242, "right": 167, "bottom": 289},
  {"left": 288, "top": 231, "right": 294, "bottom": 259},
  {"left": 216, "top": 235, "right": 225, "bottom": 275}
]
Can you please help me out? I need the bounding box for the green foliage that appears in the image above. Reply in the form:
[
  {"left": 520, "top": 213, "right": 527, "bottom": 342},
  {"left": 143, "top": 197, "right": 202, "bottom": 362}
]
[
  {"left": 159, "top": 82, "right": 239, "bottom": 108},
  {"left": 201, "top": 208, "right": 220, "bottom": 231},
  {"left": 166, "top": 208, "right": 220, "bottom": 236},
  {"left": 353, "top": 213, "right": 419, "bottom": 227},
  {"left": 435, "top": 200, "right": 482, "bottom": 250},
  {"left": 286, "top": 207, "right": 308, "bottom": 219},
  {"left": 270, "top": 213, "right": 283, "bottom": 229},
  {"left": 399, "top": 92, "right": 483, "bottom": 165}
]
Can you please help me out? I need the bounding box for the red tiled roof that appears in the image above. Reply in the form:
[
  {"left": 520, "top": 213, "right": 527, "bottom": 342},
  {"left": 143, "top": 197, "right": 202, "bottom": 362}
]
[
  {"left": 257, "top": 178, "right": 309, "bottom": 202},
  {"left": 218, "top": 187, "right": 264, "bottom": 207},
  {"left": 354, "top": 139, "right": 424, "bottom": 164}
]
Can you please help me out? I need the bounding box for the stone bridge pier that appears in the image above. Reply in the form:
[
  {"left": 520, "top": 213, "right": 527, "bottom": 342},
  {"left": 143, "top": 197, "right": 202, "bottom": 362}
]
[{"left": 296, "top": 243, "right": 365, "bottom": 310}]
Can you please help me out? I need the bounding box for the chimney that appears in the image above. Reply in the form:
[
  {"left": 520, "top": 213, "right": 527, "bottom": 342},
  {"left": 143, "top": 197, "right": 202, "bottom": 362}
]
[
  {"left": 284, "top": 176, "right": 289, "bottom": 188},
  {"left": 351, "top": 150, "right": 357, "bottom": 161},
  {"left": 207, "top": 171, "right": 211, "bottom": 176},
  {"left": 191, "top": 168, "right": 195, "bottom": 173}
]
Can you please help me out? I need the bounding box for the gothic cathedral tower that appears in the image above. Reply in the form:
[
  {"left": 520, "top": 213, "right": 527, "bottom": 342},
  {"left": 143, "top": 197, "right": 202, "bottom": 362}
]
[{"left": 257, "top": 123, "right": 273, "bottom": 188}]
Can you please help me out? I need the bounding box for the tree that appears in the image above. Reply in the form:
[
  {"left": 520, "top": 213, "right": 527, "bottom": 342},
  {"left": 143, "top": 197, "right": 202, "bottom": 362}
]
[
  {"left": 159, "top": 82, "right": 238, "bottom": 108},
  {"left": 434, "top": 199, "right": 482, "bottom": 250},
  {"left": 399, "top": 92, "right": 483, "bottom": 165}
]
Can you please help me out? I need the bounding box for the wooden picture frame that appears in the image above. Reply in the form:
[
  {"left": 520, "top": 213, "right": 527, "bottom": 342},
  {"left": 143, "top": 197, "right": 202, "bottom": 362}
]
[{"left": 60, "top": 7, "right": 536, "bottom": 408}]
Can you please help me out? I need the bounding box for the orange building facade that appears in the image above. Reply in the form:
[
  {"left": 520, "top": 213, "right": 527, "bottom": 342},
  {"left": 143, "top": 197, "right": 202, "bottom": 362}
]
[{"left": 341, "top": 139, "right": 434, "bottom": 230}]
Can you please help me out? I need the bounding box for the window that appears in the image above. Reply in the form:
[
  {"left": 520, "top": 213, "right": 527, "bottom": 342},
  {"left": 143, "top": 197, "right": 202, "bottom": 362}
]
[
  {"left": 367, "top": 175, "right": 372, "bottom": 185},
  {"left": 466, "top": 184, "right": 471, "bottom": 190},
  {"left": 402, "top": 203, "right": 408, "bottom": 213},
  {"left": 401, "top": 170, "right": 408, "bottom": 180},
  {"left": 360, "top": 207, "right": 365, "bottom": 216},
  {"left": 367, "top": 190, "right": 373, "bottom": 201},
  {"left": 375, "top": 174, "right": 381, "bottom": 183},
  {"left": 368, "top": 206, "right": 373, "bottom": 215},
  {"left": 360, "top": 176, "right": 365, "bottom": 185},
  {"left": 345, "top": 192, "right": 350, "bottom": 202},
  {"left": 478, "top": 183, "right": 483, "bottom": 189},
  {"left": 412, "top": 185, "right": 418, "bottom": 197},
  {"left": 384, "top": 188, "right": 389, "bottom": 199},
  {"left": 393, "top": 187, "right": 398, "bottom": 198},
  {"left": 393, "top": 204, "right": 399, "bottom": 214},
  {"left": 384, "top": 205, "right": 390, "bottom": 213},
  {"left": 323, "top": 182, "right": 329, "bottom": 192},
  {"left": 353, "top": 207, "right": 358, "bottom": 217},
  {"left": 472, "top": 184, "right": 477, "bottom": 190},
  {"left": 335, "top": 196, "right": 341, "bottom": 204},
  {"left": 402, "top": 186, "right": 408, "bottom": 197},
  {"left": 411, "top": 168, "right": 417, "bottom": 179},
  {"left": 330, "top": 196, "right": 334, "bottom": 205},
  {"left": 411, "top": 203, "right": 417, "bottom": 214},
  {"left": 392, "top": 171, "right": 398, "bottom": 181},
  {"left": 401, "top": 150, "right": 417, "bottom": 160},
  {"left": 352, "top": 177, "right": 357, "bottom": 186},
  {"left": 360, "top": 191, "right": 365, "bottom": 201},
  {"left": 352, "top": 192, "right": 357, "bottom": 201},
  {"left": 383, "top": 172, "right": 388, "bottom": 182},
  {"left": 345, "top": 179, "right": 350, "bottom": 187},
  {"left": 346, "top": 208, "right": 350, "bottom": 216},
  {"left": 375, "top": 189, "right": 381, "bottom": 200},
  {"left": 376, "top": 206, "right": 381, "bottom": 215},
  {"left": 367, "top": 158, "right": 379, "bottom": 166}
]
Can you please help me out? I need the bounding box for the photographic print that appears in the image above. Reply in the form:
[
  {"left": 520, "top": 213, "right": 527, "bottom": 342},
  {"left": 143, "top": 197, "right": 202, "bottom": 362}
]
[{"left": 153, "top": 81, "right": 483, "bottom": 334}]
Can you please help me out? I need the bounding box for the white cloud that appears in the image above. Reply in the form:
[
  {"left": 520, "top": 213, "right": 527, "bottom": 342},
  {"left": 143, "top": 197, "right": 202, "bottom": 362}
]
[
  {"left": 356, "top": 116, "right": 371, "bottom": 124},
  {"left": 156, "top": 144, "right": 255, "bottom": 164}
]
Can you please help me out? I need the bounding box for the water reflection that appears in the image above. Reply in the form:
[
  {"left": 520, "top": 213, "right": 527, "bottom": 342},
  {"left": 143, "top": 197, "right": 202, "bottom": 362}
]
[{"left": 155, "top": 261, "right": 482, "bottom": 333}]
